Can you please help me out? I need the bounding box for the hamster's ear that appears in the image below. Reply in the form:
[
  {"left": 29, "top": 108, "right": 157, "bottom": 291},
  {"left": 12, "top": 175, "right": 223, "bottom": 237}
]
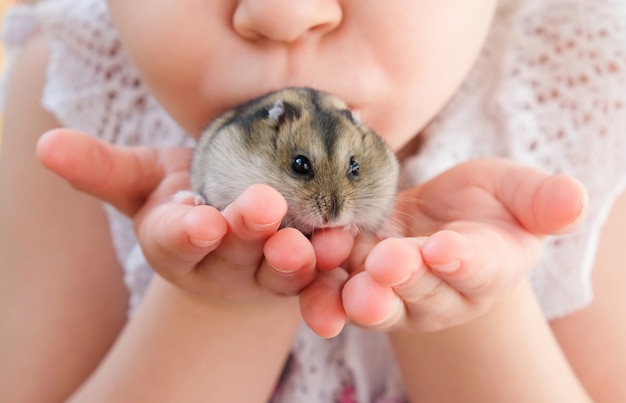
[
  {"left": 266, "top": 100, "right": 301, "bottom": 125},
  {"left": 267, "top": 100, "right": 285, "bottom": 121}
]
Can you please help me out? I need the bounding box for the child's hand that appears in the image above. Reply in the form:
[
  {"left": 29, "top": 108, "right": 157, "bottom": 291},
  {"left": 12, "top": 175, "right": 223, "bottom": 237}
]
[
  {"left": 35, "top": 129, "right": 340, "bottom": 310},
  {"left": 303, "top": 159, "right": 588, "bottom": 335},
  {"left": 37, "top": 130, "right": 588, "bottom": 338}
]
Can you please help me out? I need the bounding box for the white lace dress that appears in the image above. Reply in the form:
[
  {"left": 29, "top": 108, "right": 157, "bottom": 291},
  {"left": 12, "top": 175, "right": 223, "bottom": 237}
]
[{"left": 2, "top": 0, "right": 626, "bottom": 401}]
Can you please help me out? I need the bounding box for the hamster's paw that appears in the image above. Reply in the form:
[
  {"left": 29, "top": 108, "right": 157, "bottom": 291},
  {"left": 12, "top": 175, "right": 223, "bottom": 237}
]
[{"left": 173, "top": 190, "right": 207, "bottom": 206}]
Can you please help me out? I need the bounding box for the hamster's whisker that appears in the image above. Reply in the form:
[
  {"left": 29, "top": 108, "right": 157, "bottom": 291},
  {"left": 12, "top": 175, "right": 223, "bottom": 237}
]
[{"left": 381, "top": 195, "right": 432, "bottom": 237}]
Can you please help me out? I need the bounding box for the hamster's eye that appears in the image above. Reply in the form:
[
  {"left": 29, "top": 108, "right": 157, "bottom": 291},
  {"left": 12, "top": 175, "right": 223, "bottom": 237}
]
[
  {"left": 347, "top": 156, "right": 360, "bottom": 178},
  {"left": 291, "top": 155, "right": 314, "bottom": 178}
]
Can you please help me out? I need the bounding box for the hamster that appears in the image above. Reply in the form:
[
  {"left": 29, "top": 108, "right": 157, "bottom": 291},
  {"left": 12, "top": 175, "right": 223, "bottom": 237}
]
[{"left": 190, "top": 87, "right": 399, "bottom": 235}]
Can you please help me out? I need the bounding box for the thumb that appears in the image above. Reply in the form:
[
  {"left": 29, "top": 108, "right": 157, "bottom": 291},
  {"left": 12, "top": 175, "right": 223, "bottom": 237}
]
[
  {"left": 458, "top": 159, "right": 589, "bottom": 235},
  {"left": 400, "top": 158, "right": 589, "bottom": 237},
  {"left": 36, "top": 128, "right": 192, "bottom": 217},
  {"left": 528, "top": 174, "right": 589, "bottom": 235}
]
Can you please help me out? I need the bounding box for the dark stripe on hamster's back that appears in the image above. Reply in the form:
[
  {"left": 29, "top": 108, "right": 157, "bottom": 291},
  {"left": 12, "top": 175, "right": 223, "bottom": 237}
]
[
  {"left": 314, "top": 111, "right": 342, "bottom": 157},
  {"left": 305, "top": 89, "right": 331, "bottom": 155},
  {"left": 308, "top": 92, "right": 347, "bottom": 158}
]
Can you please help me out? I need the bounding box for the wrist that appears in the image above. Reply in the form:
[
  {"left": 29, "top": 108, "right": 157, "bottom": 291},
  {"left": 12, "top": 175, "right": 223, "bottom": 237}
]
[
  {"left": 71, "top": 275, "right": 302, "bottom": 402},
  {"left": 148, "top": 274, "right": 302, "bottom": 327},
  {"left": 388, "top": 281, "right": 590, "bottom": 402}
]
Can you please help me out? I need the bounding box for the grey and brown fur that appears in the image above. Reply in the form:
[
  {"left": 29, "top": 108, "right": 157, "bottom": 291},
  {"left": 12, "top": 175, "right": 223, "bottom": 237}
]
[{"left": 190, "top": 87, "right": 399, "bottom": 235}]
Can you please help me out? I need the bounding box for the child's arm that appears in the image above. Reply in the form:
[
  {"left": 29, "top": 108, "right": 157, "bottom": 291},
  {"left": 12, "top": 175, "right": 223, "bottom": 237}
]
[
  {"left": 0, "top": 33, "right": 129, "bottom": 402},
  {"left": 36, "top": 132, "right": 321, "bottom": 402},
  {"left": 390, "top": 281, "right": 591, "bottom": 402},
  {"left": 332, "top": 160, "right": 595, "bottom": 401},
  {"left": 39, "top": 124, "right": 601, "bottom": 403},
  {"left": 70, "top": 276, "right": 301, "bottom": 402},
  {"left": 550, "top": 189, "right": 626, "bottom": 402},
  {"left": 1, "top": 33, "right": 312, "bottom": 402},
  {"left": 388, "top": 191, "right": 626, "bottom": 402},
  {"left": 339, "top": 160, "right": 588, "bottom": 332}
]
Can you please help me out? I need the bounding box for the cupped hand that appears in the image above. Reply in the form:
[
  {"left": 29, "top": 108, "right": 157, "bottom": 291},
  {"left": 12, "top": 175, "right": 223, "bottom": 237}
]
[
  {"left": 303, "top": 159, "right": 588, "bottom": 335},
  {"left": 37, "top": 130, "right": 587, "bottom": 338},
  {"left": 35, "top": 129, "right": 349, "bottom": 311}
]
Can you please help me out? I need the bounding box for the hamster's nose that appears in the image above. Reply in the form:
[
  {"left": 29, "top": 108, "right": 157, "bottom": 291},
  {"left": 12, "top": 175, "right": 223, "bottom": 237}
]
[
  {"left": 317, "top": 193, "right": 341, "bottom": 224},
  {"left": 233, "top": 0, "right": 342, "bottom": 43}
]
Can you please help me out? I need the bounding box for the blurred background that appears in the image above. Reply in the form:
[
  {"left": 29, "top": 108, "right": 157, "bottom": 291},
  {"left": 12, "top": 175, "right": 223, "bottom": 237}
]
[
  {"left": 0, "top": 1, "right": 6, "bottom": 65},
  {"left": 0, "top": 0, "right": 10, "bottom": 150},
  {"left": 0, "top": 0, "right": 7, "bottom": 69}
]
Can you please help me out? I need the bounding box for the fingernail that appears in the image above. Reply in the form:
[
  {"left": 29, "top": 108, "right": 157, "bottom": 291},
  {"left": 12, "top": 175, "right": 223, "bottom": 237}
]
[
  {"left": 430, "top": 260, "right": 461, "bottom": 274},
  {"left": 246, "top": 218, "right": 283, "bottom": 232},
  {"left": 369, "top": 297, "right": 405, "bottom": 328},
  {"left": 189, "top": 237, "right": 220, "bottom": 249}
]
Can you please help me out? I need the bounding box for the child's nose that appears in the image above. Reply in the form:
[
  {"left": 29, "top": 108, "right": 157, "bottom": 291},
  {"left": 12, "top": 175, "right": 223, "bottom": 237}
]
[{"left": 233, "top": 0, "right": 342, "bottom": 43}]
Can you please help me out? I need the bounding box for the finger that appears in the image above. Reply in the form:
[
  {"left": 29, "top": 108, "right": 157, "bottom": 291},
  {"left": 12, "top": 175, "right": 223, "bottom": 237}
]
[
  {"left": 482, "top": 160, "right": 588, "bottom": 235},
  {"left": 343, "top": 232, "right": 379, "bottom": 275},
  {"left": 258, "top": 227, "right": 317, "bottom": 296},
  {"left": 526, "top": 174, "right": 588, "bottom": 235},
  {"left": 201, "top": 184, "right": 288, "bottom": 275},
  {"left": 300, "top": 268, "right": 349, "bottom": 338},
  {"left": 364, "top": 237, "right": 423, "bottom": 287},
  {"left": 36, "top": 128, "right": 191, "bottom": 216},
  {"left": 343, "top": 237, "right": 440, "bottom": 329},
  {"left": 310, "top": 228, "right": 355, "bottom": 271},
  {"left": 371, "top": 238, "right": 449, "bottom": 302},
  {"left": 347, "top": 236, "right": 469, "bottom": 331},
  {"left": 420, "top": 228, "right": 534, "bottom": 297},
  {"left": 342, "top": 271, "right": 405, "bottom": 330},
  {"left": 453, "top": 159, "right": 587, "bottom": 235},
  {"left": 137, "top": 203, "right": 228, "bottom": 276},
  {"left": 401, "top": 159, "right": 588, "bottom": 237}
]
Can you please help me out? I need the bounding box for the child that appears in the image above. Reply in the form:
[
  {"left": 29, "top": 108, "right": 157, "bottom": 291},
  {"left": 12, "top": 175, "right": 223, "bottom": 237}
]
[{"left": 1, "top": 0, "right": 625, "bottom": 402}]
